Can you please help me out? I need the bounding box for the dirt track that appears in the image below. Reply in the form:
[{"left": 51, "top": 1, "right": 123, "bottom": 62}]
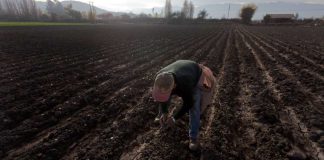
[{"left": 0, "top": 24, "right": 323, "bottom": 160}]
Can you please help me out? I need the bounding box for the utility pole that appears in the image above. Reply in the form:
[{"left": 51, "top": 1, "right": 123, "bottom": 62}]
[{"left": 227, "top": 3, "right": 231, "bottom": 19}]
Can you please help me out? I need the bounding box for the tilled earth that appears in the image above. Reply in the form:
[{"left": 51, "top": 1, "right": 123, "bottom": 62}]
[{"left": 0, "top": 24, "right": 323, "bottom": 160}]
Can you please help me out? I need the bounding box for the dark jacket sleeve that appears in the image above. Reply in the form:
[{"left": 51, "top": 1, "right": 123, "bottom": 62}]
[
  {"left": 160, "top": 102, "right": 169, "bottom": 114},
  {"left": 173, "top": 93, "right": 194, "bottom": 119}
]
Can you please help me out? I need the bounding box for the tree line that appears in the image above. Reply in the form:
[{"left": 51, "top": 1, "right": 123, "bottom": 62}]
[
  {"left": 162, "top": 0, "right": 257, "bottom": 23},
  {"left": 0, "top": 0, "right": 39, "bottom": 21},
  {"left": 0, "top": 0, "right": 96, "bottom": 22},
  {"left": 0, "top": 0, "right": 259, "bottom": 24},
  {"left": 164, "top": 0, "right": 208, "bottom": 20}
]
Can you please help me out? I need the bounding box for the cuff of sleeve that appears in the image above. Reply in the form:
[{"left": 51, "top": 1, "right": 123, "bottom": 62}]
[{"left": 172, "top": 117, "right": 176, "bottom": 122}]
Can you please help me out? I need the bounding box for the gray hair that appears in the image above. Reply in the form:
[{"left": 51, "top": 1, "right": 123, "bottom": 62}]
[{"left": 154, "top": 72, "right": 174, "bottom": 91}]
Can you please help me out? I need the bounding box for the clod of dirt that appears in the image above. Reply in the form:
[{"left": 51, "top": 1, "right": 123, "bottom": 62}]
[
  {"left": 37, "top": 153, "right": 43, "bottom": 158},
  {"left": 287, "top": 148, "right": 307, "bottom": 160},
  {"left": 309, "top": 131, "right": 321, "bottom": 142},
  {"left": 319, "top": 137, "right": 324, "bottom": 148},
  {"left": 259, "top": 112, "right": 279, "bottom": 124},
  {"left": 310, "top": 119, "right": 324, "bottom": 128}
]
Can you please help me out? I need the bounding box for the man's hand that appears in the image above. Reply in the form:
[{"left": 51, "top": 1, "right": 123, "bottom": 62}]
[
  {"left": 160, "top": 114, "right": 167, "bottom": 127},
  {"left": 166, "top": 117, "right": 176, "bottom": 129}
]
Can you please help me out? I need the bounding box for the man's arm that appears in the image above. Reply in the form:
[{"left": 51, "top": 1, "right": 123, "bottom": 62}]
[
  {"left": 159, "top": 96, "right": 172, "bottom": 114},
  {"left": 173, "top": 94, "right": 193, "bottom": 120},
  {"left": 160, "top": 102, "right": 169, "bottom": 114}
]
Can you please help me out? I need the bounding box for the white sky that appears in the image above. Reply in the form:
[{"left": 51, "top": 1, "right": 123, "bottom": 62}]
[{"left": 37, "top": 0, "right": 324, "bottom": 12}]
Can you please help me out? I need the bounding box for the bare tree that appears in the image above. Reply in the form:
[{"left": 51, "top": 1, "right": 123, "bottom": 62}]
[
  {"left": 0, "top": 1, "right": 3, "bottom": 15},
  {"left": 164, "top": 0, "right": 172, "bottom": 19},
  {"left": 65, "top": 3, "right": 82, "bottom": 21},
  {"left": 47, "top": 0, "right": 65, "bottom": 21},
  {"left": 54, "top": 0, "right": 64, "bottom": 16},
  {"left": 47, "top": 0, "right": 56, "bottom": 21},
  {"left": 88, "top": 2, "right": 96, "bottom": 23},
  {"left": 197, "top": 9, "right": 208, "bottom": 20},
  {"left": 240, "top": 3, "right": 257, "bottom": 24},
  {"left": 0, "top": 0, "right": 39, "bottom": 20},
  {"left": 181, "top": 0, "right": 189, "bottom": 19},
  {"left": 20, "top": 0, "right": 30, "bottom": 19},
  {"left": 3, "top": 0, "right": 20, "bottom": 18},
  {"left": 160, "top": 8, "right": 164, "bottom": 18},
  {"left": 31, "top": 0, "right": 39, "bottom": 19},
  {"left": 189, "top": 1, "right": 194, "bottom": 19},
  {"left": 13, "top": 0, "right": 21, "bottom": 16}
]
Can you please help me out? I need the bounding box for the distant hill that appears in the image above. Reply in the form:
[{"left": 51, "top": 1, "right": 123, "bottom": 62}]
[
  {"left": 62, "top": 1, "right": 107, "bottom": 14},
  {"left": 36, "top": 0, "right": 108, "bottom": 15},
  {"left": 36, "top": 0, "right": 138, "bottom": 17}
]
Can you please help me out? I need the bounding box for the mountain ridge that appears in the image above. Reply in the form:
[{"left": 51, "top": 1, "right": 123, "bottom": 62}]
[{"left": 36, "top": 0, "right": 108, "bottom": 15}]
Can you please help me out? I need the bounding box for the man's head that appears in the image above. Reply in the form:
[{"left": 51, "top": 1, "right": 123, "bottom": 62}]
[{"left": 152, "top": 72, "right": 175, "bottom": 102}]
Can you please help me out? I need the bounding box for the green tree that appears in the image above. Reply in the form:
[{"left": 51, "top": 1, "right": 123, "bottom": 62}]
[
  {"left": 170, "top": 11, "right": 181, "bottom": 19},
  {"left": 295, "top": 13, "right": 299, "bottom": 20},
  {"left": 197, "top": 9, "right": 208, "bottom": 20},
  {"left": 240, "top": 3, "right": 257, "bottom": 24},
  {"left": 263, "top": 14, "right": 271, "bottom": 24}
]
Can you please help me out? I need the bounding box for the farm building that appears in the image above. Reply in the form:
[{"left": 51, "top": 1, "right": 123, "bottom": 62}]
[{"left": 263, "top": 14, "right": 296, "bottom": 23}]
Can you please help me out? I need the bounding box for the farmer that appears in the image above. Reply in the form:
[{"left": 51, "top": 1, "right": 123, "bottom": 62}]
[{"left": 152, "top": 60, "right": 216, "bottom": 151}]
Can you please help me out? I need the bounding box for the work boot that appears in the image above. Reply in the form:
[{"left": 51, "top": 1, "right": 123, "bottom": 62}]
[{"left": 189, "top": 138, "right": 200, "bottom": 151}]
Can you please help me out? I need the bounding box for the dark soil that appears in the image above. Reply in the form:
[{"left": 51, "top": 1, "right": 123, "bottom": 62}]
[{"left": 0, "top": 24, "right": 323, "bottom": 160}]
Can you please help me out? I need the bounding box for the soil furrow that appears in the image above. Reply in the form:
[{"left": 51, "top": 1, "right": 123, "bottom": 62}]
[
  {"left": 240, "top": 28, "right": 324, "bottom": 99},
  {"left": 1, "top": 28, "right": 220, "bottom": 159},
  {"left": 57, "top": 29, "right": 224, "bottom": 160},
  {"left": 0, "top": 30, "right": 209, "bottom": 130},
  {"left": 239, "top": 28, "right": 323, "bottom": 160}
]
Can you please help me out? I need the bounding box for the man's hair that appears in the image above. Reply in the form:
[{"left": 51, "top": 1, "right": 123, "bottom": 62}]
[{"left": 154, "top": 72, "right": 174, "bottom": 91}]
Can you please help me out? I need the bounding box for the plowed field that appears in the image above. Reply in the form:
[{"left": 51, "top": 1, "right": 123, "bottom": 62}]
[{"left": 0, "top": 24, "right": 323, "bottom": 160}]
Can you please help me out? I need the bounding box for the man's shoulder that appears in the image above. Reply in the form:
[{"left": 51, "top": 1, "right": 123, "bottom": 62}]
[{"left": 174, "top": 60, "right": 197, "bottom": 65}]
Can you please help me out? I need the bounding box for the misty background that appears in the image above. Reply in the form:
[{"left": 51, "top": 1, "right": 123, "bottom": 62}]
[{"left": 35, "top": 0, "right": 324, "bottom": 19}]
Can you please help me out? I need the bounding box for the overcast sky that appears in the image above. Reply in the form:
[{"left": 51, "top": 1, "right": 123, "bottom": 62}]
[{"left": 37, "top": 0, "right": 324, "bottom": 12}]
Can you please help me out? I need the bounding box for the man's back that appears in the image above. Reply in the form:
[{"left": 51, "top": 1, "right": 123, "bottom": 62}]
[{"left": 158, "top": 60, "right": 202, "bottom": 94}]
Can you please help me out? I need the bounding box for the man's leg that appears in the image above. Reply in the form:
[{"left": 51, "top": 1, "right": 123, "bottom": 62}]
[
  {"left": 200, "top": 88, "right": 214, "bottom": 115},
  {"left": 189, "top": 87, "right": 201, "bottom": 140}
]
